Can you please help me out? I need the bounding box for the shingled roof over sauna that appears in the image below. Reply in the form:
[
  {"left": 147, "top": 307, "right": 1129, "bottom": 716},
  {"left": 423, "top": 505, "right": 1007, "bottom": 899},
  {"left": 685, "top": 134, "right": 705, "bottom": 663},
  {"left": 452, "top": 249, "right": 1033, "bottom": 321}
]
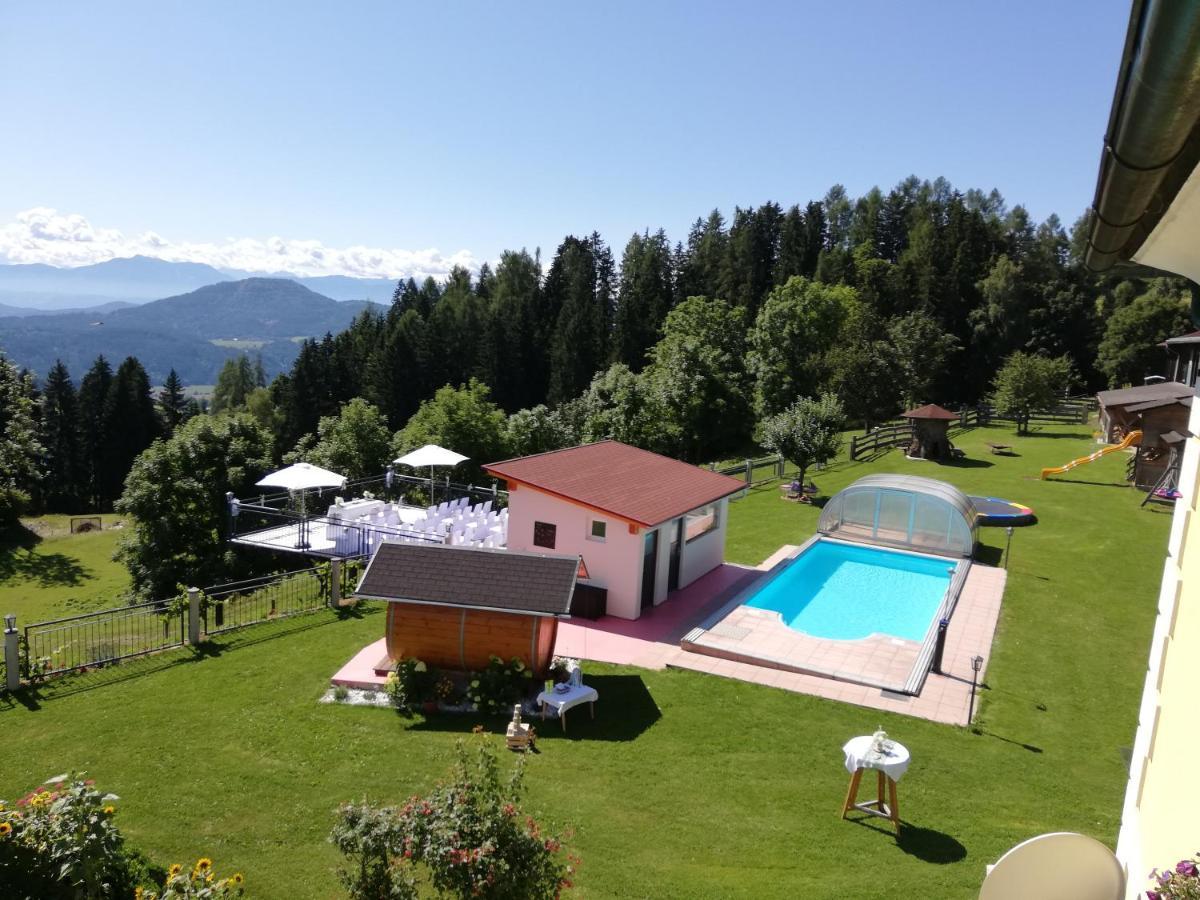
[
  {"left": 482, "top": 440, "right": 747, "bottom": 527},
  {"left": 354, "top": 543, "right": 578, "bottom": 617}
]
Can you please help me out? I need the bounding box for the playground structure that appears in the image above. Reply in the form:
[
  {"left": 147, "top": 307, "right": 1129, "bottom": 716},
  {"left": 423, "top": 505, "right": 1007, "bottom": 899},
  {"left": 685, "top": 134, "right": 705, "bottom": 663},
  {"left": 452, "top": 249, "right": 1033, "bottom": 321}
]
[{"left": 1040, "top": 430, "right": 1142, "bottom": 480}]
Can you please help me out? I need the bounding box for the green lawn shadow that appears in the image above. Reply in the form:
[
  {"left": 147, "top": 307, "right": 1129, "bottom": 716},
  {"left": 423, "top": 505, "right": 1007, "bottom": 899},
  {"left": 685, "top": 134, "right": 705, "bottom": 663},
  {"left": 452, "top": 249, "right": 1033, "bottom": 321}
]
[
  {"left": 0, "top": 523, "right": 92, "bottom": 587},
  {"left": 405, "top": 673, "right": 661, "bottom": 743}
]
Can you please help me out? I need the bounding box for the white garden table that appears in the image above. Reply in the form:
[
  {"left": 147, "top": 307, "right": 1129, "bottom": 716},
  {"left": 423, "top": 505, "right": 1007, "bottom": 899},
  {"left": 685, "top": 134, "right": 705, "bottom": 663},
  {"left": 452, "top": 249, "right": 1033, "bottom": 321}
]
[
  {"left": 536, "top": 683, "right": 598, "bottom": 733},
  {"left": 840, "top": 735, "right": 910, "bottom": 834}
]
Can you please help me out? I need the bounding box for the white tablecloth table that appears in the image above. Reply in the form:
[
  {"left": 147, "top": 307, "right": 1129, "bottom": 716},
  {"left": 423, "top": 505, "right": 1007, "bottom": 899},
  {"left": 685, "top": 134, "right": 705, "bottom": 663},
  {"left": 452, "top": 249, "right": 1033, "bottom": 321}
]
[
  {"left": 840, "top": 735, "right": 910, "bottom": 833},
  {"left": 536, "top": 683, "right": 599, "bottom": 733}
]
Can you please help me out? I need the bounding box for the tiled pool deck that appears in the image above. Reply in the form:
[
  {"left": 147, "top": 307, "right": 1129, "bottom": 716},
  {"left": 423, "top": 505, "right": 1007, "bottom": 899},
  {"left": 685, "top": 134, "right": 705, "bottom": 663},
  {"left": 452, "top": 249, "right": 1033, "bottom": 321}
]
[{"left": 557, "top": 549, "right": 1007, "bottom": 726}]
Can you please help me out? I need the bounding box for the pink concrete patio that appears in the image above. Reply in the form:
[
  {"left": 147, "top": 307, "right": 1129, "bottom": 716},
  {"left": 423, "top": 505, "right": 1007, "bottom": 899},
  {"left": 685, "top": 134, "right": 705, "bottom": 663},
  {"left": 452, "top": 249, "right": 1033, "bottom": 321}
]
[
  {"left": 551, "top": 563, "right": 760, "bottom": 669},
  {"left": 331, "top": 549, "right": 1007, "bottom": 726}
]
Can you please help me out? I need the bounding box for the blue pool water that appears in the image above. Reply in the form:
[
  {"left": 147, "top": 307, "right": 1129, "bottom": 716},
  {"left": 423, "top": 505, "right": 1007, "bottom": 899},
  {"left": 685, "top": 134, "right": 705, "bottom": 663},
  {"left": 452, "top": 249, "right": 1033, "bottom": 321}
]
[{"left": 745, "top": 540, "right": 954, "bottom": 642}]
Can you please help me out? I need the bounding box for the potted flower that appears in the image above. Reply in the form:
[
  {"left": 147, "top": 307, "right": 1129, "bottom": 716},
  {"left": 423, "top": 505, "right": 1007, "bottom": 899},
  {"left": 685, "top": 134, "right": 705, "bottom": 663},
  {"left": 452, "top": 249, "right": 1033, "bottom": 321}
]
[{"left": 1146, "top": 853, "right": 1200, "bottom": 899}]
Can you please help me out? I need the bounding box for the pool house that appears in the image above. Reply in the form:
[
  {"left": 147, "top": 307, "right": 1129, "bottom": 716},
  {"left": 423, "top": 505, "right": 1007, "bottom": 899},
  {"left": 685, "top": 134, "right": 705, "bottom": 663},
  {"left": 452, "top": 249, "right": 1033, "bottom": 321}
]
[{"left": 484, "top": 440, "right": 747, "bottom": 620}]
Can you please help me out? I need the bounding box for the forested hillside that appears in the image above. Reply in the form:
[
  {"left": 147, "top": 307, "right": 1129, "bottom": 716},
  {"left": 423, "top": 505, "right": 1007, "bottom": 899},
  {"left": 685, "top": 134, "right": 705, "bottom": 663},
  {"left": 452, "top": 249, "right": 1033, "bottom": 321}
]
[{"left": 269, "top": 177, "right": 1193, "bottom": 457}]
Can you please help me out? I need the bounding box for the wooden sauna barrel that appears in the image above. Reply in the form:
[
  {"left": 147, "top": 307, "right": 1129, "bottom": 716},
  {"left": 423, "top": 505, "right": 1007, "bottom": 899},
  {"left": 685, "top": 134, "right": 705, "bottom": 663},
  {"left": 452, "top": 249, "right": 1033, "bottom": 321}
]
[{"left": 384, "top": 602, "right": 559, "bottom": 675}]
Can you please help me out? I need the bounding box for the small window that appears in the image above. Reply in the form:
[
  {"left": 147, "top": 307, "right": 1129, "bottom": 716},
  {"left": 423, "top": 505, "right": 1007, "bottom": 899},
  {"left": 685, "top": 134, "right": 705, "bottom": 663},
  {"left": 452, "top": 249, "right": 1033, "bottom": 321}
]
[
  {"left": 533, "top": 521, "right": 557, "bottom": 549},
  {"left": 685, "top": 503, "right": 720, "bottom": 543},
  {"left": 588, "top": 520, "right": 607, "bottom": 542}
]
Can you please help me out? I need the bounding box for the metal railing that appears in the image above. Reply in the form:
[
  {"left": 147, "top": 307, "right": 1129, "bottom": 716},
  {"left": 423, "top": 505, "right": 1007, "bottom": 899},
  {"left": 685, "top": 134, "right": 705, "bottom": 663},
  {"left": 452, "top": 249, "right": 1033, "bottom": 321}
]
[
  {"left": 201, "top": 567, "right": 330, "bottom": 636},
  {"left": 229, "top": 502, "right": 445, "bottom": 557},
  {"left": 22, "top": 601, "right": 187, "bottom": 679},
  {"left": 243, "top": 471, "right": 508, "bottom": 512}
]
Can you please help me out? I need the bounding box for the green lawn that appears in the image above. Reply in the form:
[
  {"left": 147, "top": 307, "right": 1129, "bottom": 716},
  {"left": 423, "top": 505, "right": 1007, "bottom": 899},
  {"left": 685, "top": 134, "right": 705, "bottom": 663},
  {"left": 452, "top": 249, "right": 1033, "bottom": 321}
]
[
  {"left": 0, "top": 422, "right": 1171, "bottom": 899},
  {"left": 1, "top": 514, "right": 131, "bottom": 622}
]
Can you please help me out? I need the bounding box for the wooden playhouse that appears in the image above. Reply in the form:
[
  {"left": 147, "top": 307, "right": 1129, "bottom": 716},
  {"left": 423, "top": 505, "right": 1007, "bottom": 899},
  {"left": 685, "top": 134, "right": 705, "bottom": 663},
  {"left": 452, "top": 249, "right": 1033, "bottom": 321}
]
[{"left": 353, "top": 542, "right": 579, "bottom": 676}]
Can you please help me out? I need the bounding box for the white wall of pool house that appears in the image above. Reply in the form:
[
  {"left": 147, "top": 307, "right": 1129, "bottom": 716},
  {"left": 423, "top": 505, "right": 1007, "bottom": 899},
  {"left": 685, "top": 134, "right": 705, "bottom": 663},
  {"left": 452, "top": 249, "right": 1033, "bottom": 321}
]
[{"left": 503, "top": 484, "right": 731, "bottom": 620}]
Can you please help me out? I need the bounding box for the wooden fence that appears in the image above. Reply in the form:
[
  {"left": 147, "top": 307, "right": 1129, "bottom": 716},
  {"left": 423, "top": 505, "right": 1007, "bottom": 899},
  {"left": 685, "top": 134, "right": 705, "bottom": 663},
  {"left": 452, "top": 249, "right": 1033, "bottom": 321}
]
[{"left": 847, "top": 399, "right": 1091, "bottom": 460}]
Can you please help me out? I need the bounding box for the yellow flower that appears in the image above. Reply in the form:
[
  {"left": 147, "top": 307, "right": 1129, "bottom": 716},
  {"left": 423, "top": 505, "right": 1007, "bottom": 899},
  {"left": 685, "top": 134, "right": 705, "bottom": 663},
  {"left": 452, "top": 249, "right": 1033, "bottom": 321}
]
[
  {"left": 102, "top": 805, "right": 115, "bottom": 815},
  {"left": 232, "top": 872, "right": 244, "bottom": 885},
  {"left": 0, "top": 822, "right": 12, "bottom": 836},
  {"left": 194, "top": 857, "right": 213, "bottom": 871},
  {"left": 134, "top": 888, "right": 144, "bottom": 900},
  {"left": 167, "top": 863, "right": 182, "bottom": 877}
]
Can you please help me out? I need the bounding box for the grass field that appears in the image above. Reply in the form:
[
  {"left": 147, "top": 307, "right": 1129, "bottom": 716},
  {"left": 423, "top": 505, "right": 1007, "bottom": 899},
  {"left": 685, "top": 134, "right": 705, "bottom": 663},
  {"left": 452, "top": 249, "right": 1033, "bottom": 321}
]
[
  {"left": 0, "top": 421, "right": 1171, "bottom": 899},
  {"left": 1, "top": 514, "right": 131, "bottom": 622}
]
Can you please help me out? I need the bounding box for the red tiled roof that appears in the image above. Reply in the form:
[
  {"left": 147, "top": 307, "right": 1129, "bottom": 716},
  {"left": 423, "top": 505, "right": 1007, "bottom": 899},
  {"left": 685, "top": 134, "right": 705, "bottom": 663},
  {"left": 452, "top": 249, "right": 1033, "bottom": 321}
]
[
  {"left": 902, "top": 403, "right": 958, "bottom": 420},
  {"left": 483, "top": 440, "right": 746, "bottom": 527}
]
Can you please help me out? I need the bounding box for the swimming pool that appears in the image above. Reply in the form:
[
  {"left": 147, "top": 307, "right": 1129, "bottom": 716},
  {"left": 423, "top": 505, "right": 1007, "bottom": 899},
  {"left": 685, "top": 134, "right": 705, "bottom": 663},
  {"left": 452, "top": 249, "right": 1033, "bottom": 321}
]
[{"left": 745, "top": 539, "right": 956, "bottom": 642}]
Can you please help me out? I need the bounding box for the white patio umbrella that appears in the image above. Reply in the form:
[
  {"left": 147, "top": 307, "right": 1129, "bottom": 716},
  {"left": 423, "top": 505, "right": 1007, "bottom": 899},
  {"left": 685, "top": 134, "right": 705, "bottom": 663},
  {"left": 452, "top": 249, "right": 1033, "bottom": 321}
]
[
  {"left": 393, "top": 444, "right": 469, "bottom": 502},
  {"left": 256, "top": 463, "right": 347, "bottom": 541}
]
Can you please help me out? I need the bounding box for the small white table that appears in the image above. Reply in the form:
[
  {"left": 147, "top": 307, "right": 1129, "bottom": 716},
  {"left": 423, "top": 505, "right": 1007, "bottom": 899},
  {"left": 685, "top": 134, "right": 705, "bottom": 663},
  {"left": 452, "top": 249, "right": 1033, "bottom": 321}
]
[
  {"left": 840, "top": 735, "right": 910, "bottom": 834},
  {"left": 536, "top": 683, "right": 599, "bottom": 733}
]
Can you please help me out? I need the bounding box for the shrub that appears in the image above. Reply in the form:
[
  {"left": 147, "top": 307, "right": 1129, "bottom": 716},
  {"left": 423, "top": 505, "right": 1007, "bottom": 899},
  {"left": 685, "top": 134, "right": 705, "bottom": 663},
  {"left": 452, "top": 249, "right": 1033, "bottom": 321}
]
[
  {"left": 468, "top": 656, "right": 534, "bottom": 716},
  {"left": 387, "top": 658, "right": 438, "bottom": 716},
  {"left": 0, "top": 774, "right": 139, "bottom": 898},
  {"left": 0, "top": 774, "right": 242, "bottom": 900},
  {"left": 139, "top": 858, "right": 245, "bottom": 898},
  {"left": 1146, "top": 852, "right": 1200, "bottom": 899},
  {"left": 331, "top": 734, "right": 576, "bottom": 900}
]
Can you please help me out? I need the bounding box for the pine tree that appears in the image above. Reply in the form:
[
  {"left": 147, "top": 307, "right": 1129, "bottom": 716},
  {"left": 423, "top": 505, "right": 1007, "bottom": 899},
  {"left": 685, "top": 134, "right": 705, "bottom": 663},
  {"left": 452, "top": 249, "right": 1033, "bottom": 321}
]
[
  {"left": 612, "top": 230, "right": 674, "bottom": 371},
  {"left": 40, "top": 360, "right": 83, "bottom": 511},
  {"left": 100, "top": 357, "right": 160, "bottom": 508},
  {"left": 546, "top": 236, "right": 610, "bottom": 405},
  {"left": 488, "top": 249, "right": 545, "bottom": 411},
  {"left": 78, "top": 355, "right": 114, "bottom": 510},
  {"left": 159, "top": 369, "right": 189, "bottom": 432}
]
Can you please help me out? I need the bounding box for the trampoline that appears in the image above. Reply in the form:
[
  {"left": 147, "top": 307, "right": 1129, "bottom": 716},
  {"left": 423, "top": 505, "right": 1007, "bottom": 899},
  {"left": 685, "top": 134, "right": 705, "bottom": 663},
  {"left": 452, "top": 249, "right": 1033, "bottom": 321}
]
[{"left": 970, "top": 496, "right": 1035, "bottom": 526}]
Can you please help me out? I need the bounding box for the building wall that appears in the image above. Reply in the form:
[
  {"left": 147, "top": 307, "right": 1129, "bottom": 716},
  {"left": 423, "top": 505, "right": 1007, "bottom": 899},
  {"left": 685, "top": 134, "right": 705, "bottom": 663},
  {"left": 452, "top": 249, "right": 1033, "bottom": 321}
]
[
  {"left": 678, "top": 498, "right": 730, "bottom": 588},
  {"left": 1115, "top": 400, "right": 1200, "bottom": 897},
  {"left": 505, "top": 485, "right": 731, "bottom": 620},
  {"left": 505, "top": 485, "right": 644, "bottom": 620},
  {"left": 384, "top": 602, "right": 557, "bottom": 675}
]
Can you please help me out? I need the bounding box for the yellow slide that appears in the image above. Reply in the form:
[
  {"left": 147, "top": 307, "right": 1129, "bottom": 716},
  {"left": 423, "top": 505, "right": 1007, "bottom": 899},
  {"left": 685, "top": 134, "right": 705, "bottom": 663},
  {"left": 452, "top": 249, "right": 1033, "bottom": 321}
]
[{"left": 1040, "top": 430, "right": 1142, "bottom": 480}]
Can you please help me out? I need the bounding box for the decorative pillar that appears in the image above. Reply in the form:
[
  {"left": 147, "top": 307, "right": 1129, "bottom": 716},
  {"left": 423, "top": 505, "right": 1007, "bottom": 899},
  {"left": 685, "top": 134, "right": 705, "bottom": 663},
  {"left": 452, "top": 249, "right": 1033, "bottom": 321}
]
[
  {"left": 330, "top": 559, "right": 343, "bottom": 607},
  {"left": 4, "top": 614, "right": 18, "bottom": 692},
  {"left": 187, "top": 588, "right": 202, "bottom": 645}
]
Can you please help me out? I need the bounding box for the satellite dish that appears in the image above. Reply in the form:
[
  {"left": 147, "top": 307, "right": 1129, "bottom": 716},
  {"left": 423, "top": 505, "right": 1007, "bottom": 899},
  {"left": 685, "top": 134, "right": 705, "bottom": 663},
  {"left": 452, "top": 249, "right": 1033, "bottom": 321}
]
[{"left": 979, "top": 832, "right": 1123, "bottom": 900}]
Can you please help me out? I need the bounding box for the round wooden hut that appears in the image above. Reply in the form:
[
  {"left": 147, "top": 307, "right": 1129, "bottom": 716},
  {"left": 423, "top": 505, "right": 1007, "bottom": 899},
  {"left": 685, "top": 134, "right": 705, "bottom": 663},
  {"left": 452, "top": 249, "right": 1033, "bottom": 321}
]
[
  {"left": 354, "top": 542, "right": 578, "bottom": 677},
  {"left": 903, "top": 404, "right": 959, "bottom": 460}
]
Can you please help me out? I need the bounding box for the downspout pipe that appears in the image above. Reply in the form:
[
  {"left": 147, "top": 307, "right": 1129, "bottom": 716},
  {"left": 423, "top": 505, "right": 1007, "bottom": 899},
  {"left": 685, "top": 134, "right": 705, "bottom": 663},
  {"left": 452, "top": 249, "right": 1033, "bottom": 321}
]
[{"left": 1085, "top": 0, "right": 1200, "bottom": 287}]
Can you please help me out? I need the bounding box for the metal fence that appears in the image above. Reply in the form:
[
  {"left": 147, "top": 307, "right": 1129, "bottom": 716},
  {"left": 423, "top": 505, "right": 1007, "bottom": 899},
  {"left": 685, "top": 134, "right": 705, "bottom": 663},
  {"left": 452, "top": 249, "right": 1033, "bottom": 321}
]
[
  {"left": 11, "top": 563, "right": 347, "bottom": 686},
  {"left": 22, "top": 600, "right": 187, "bottom": 679},
  {"left": 201, "top": 567, "right": 329, "bottom": 636}
]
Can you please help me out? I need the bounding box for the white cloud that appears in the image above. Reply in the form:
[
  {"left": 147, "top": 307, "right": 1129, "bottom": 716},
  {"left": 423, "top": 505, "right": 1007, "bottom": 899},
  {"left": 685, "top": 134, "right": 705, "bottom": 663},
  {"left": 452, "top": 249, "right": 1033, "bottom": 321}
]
[{"left": 0, "top": 207, "right": 480, "bottom": 280}]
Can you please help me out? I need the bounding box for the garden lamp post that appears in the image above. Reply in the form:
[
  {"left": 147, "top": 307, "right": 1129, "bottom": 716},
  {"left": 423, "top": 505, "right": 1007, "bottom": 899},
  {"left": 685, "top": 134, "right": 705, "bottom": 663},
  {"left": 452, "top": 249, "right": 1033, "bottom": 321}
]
[
  {"left": 1004, "top": 526, "right": 1014, "bottom": 569},
  {"left": 967, "top": 654, "right": 984, "bottom": 726}
]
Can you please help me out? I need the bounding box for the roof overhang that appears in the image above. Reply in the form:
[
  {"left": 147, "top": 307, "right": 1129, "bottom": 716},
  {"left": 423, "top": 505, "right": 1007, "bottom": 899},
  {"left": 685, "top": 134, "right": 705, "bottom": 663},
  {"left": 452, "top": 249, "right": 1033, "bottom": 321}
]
[
  {"left": 353, "top": 592, "right": 569, "bottom": 618},
  {"left": 485, "top": 470, "right": 742, "bottom": 531},
  {"left": 1084, "top": 0, "right": 1200, "bottom": 320}
]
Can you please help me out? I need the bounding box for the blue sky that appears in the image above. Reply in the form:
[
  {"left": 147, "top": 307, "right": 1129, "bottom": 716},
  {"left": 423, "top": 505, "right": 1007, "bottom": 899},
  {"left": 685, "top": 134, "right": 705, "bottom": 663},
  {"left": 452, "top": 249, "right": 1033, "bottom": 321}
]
[{"left": 0, "top": 1, "right": 1131, "bottom": 278}]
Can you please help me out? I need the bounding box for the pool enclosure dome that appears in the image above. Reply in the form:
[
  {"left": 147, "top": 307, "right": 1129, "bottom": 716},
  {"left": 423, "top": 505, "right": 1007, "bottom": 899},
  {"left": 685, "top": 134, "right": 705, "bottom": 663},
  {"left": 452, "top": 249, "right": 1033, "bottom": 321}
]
[{"left": 818, "top": 474, "right": 979, "bottom": 557}]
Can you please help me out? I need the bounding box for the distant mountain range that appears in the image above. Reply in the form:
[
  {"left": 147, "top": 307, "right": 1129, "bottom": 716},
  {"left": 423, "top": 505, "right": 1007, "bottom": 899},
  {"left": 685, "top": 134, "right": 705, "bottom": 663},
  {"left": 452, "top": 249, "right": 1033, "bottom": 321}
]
[
  {"left": 0, "top": 255, "right": 398, "bottom": 310},
  {"left": 0, "top": 277, "right": 382, "bottom": 385}
]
